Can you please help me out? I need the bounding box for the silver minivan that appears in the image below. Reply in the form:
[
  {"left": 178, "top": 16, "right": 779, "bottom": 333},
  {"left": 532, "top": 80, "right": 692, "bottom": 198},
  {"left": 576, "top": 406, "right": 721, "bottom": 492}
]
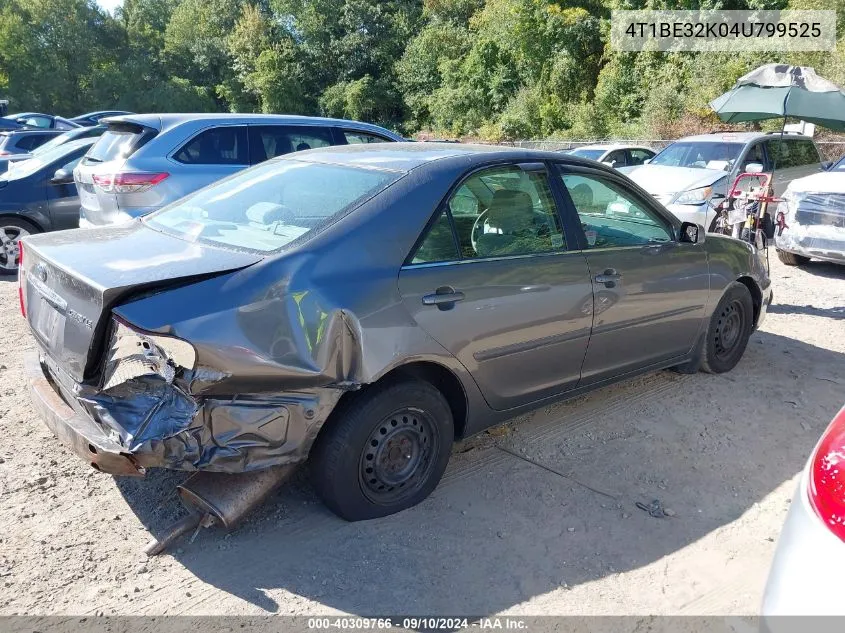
[{"left": 74, "top": 113, "right": 405, "bottom": 226}]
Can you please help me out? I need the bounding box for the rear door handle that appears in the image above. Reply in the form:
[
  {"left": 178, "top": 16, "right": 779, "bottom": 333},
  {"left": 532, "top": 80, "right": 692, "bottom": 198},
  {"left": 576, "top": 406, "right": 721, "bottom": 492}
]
[
  {"left": 422, "top": 286, "right": 465, "bottom": 310},
  {"left": 594, "top": 269, "right": 622, "bottom": 287}
]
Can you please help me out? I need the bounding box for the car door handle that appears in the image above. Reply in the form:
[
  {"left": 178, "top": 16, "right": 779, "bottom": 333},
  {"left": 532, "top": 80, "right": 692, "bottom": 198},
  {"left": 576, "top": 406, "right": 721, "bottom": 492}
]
[
  {"left": 594, "top": 269, "right": 622, "bottom": 287},
  {"left": 422, "top": 287, "right": 465, "bottom": 310}
]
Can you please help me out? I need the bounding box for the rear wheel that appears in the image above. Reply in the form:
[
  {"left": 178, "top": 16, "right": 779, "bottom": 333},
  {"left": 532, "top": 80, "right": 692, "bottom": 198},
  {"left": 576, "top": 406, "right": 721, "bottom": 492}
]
[
  {"left": 310, "top": 380, "right": 454, "bottom": 521},
  {"left": 0, "top": 217, "right": 40, "bottom": 276},
  {"left": 701, "top": 282, "right": 754, "bottom": 374},
  {"left": 776, "top": 249, "right": 810, "bottom": 266}
]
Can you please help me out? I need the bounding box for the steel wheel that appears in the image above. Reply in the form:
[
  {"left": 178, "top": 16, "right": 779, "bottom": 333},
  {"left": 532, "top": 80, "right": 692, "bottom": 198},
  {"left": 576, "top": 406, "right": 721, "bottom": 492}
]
[
  {"left": 0, "top": 224, "right": 30, "bottom": 272},
  {"left": 713, "top": 299, "right": 746, "bottom": 362},
  {"left": 358, "top": 407, "right": 439, "bottom": 506}
]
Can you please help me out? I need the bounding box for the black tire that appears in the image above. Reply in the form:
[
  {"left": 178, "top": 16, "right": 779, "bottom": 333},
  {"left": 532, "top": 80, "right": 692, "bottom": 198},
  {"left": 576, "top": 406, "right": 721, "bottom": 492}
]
[
  {"left": 310, "top": 380, "right": 454, "bottom": 521},
  {"left": 0, "top": 217, "right": 40, "bottom": 276},
  {"left": 701, "top": 282, "right": 754, "bottom": 374},
  {"left": 776, "top": 249, "right": 810, "bottom": 266}
]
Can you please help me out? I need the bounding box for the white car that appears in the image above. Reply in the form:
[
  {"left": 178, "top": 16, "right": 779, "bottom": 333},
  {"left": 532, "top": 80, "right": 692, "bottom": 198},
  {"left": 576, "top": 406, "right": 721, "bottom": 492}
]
[
  {"left": 566, "top": 144, "right": 655, "bottom": 169},
  {"left": 620, "top": 132, "right": 824, "bottom": 231},
  {"left": 774, "top": 160, "right": 845, "bottom": 266}
]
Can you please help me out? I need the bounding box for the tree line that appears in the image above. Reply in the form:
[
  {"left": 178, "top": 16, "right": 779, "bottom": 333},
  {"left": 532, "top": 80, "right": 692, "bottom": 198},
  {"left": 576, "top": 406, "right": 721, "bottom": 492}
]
[{"left": 1, "top": 0, "right": 843, "bottom": 140}]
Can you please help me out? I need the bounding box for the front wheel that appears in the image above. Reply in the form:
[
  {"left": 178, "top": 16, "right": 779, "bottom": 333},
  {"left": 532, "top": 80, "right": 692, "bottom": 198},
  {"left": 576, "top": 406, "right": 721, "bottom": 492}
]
[
  {"left": 0, "top": 217, "right": 40, "bottom": 276},
  {"left": 776, "top": 249, "right": 810, "bottom": 266},
  {"left": 701, "top": 282, "right": 754, "bottom": 374},
  {"left": 310, "top": 380, "right": 454, "bottom": 521}
]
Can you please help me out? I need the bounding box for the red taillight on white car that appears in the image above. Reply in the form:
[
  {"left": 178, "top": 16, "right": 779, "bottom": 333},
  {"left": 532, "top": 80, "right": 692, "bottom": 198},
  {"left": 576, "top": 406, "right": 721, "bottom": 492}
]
[
  {"left": 808, "top": 405, "right": 845, "bottom": 542},
  {"left": 18, "top": 240, "right": 25, "bottom": 318},
  {"left": 92, "top": 172, "right": 169, "bottom": 194}
]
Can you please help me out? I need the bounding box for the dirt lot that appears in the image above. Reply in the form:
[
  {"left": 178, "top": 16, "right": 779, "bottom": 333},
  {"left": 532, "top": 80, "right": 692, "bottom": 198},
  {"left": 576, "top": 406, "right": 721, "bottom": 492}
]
[{"left": 0, "top": 254, "right": 844, "bottom": 617}]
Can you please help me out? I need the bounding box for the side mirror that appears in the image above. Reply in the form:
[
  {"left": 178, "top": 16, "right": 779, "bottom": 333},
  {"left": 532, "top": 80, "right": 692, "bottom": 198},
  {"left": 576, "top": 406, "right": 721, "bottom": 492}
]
[
  {"left": 51, "top": 168, "right": 73, "bottom": 185},
  {"left": 643, "top": 158, "right": 651, "bottom": 164},
  {"left": 822, "top": 160, "right": 833, "bottom": 170},
  {"left": 745, "top": 162, "right": 764, "bottom": 174},
  {"left": 601, "top": 160, "right": 615, "bottom": 167},
  {"left": 680, "top": 221, "right": 705, "bottom": 244}
]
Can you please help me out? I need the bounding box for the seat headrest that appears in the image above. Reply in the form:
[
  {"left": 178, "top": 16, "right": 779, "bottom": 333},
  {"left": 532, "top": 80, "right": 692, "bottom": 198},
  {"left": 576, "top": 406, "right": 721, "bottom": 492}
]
[{"left": 487, "top": 189, "right": 534, "bottom": 231}]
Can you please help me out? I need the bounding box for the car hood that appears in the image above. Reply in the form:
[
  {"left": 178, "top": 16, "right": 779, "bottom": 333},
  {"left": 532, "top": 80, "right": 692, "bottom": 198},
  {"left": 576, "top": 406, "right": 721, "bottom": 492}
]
[
  {"left": 784, "top": 171, "right": 845, "bottom": 195},
  {"left": 619, "top": 165, "right": 728, "bottom": 197},
  {"left": 21, "top": 221, "right": 263, "bottom": 382}
]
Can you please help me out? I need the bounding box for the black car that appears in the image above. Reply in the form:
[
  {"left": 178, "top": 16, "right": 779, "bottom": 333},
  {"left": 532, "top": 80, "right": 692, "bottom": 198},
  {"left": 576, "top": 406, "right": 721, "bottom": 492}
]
[
  {"left": 0, "top": 138, "right": 95, "bottom": 274},
  {"left": 0, "top": 129, "right": 64, "bottom": 173},
  {"left": 70, "top": 110, "right": 134, "bottom": 127}
]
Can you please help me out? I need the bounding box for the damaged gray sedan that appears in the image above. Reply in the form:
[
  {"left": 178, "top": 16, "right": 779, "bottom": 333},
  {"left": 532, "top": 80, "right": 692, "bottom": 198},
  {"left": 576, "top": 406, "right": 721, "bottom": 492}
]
[{"left": 21, "top": 143, "right": 772, "bottom": 521}]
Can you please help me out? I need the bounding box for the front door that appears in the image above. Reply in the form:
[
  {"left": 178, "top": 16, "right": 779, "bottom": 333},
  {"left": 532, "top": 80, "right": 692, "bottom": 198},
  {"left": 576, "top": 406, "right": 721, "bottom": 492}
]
[
  {"left": 398, "top": 163, "right": 594, "bottom": 411},
  {"left": 554, "top": 167, "right": 710, "bottom": 385}
]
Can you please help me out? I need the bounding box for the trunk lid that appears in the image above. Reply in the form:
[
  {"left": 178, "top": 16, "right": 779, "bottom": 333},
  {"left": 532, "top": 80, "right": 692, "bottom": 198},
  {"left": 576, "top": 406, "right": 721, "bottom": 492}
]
[{"left": 21, "top": 222, "right": 262, "bottom": 382}]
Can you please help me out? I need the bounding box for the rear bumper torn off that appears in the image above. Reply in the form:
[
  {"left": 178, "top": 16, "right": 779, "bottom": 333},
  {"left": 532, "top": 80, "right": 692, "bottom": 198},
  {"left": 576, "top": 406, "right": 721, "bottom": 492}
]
[{"left": 26, "top": 350, "right": 342, "bottom": 475}]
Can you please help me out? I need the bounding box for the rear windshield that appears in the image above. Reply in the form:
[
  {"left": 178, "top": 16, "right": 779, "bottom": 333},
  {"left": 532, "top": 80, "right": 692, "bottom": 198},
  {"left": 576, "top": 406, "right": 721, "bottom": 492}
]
[
  {"left": 145, "top": 159, "right": 403, "bottom": 253},
  {"left": 570, "top": 148, "right": 605, "bottom": 160},
  {"left": 85, "top": 124, "right": 151, "bottom": 163}
]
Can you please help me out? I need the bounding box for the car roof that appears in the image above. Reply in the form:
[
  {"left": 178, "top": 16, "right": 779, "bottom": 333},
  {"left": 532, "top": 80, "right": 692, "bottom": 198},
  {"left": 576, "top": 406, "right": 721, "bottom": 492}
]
[
  {"left": 104, "top": 113, "right": 404, "bottom": 138},
  {"left": 284, "top": 141, "right": 608, "bottom": 172},
  {"left": 675, "top": 131, "right": 814, "bottom": 144},
  {"left": 573, "top": 143, "right": 650, "bottom": 151},
  {"left": 72, "top": 110, "right": 131, "bottom": 119}
]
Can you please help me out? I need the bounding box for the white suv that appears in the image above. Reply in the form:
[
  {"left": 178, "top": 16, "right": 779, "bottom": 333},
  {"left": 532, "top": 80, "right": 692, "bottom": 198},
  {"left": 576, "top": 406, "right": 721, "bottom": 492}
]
[{"left": 620, "top": 131, "right": 825, "bottom": 231}]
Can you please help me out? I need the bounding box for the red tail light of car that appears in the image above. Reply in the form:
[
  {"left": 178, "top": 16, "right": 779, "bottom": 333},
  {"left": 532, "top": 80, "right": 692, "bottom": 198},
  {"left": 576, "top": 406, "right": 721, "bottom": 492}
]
[
  {"left": 808, "top": 406, "right": 845, "bottom": 543},
  {"left": 92, "top": 172, "right": 169, "bottom": 194},
  {"left": 18, "top": 240, "right": 25, "bottom": 318}
]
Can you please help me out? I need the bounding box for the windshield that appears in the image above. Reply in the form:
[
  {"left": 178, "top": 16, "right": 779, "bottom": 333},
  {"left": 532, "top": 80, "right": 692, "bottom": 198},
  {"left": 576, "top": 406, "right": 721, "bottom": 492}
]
[
  {"left": 831, "top": 157, "right": 845, "bottom": 171},
  {"left": 650, "top": 141, "right": 744, "bottom": 170},
  {"left": 146, "top": 159, "right": 403, "bottom": 253},
  {"left": 570, "top": 148, "right": 606, "bottom": 160},
  {"left": 0, "top": 140, "right": 87, "bottom": 181}
]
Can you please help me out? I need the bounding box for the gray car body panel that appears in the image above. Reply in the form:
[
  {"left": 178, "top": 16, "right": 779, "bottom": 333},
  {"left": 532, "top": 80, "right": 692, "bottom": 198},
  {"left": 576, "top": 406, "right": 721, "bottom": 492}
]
[
  {"left": 74, "top": 113, "right": 406, "bottom": 227},
  {"left": 23, "top": 143, "right": 771, "bottom": 473}
]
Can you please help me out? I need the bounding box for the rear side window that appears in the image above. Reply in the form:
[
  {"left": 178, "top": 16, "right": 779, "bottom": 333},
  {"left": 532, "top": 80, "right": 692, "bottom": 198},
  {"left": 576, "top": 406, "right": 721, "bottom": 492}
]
[
  {"left": 86, "top": 124, "right": 154, "bottom": 164},
  {"left": 18, "top": 134, "right": 53, "bottom": 151},
  {"left": 343, "top": 130, "right": 392, "bottom": 144},
  {"left": 248, "top": 126, "right": 333, "bottom": 164},
  {"left": 174, "top": 126, "right": 249, "bottom": 165}
]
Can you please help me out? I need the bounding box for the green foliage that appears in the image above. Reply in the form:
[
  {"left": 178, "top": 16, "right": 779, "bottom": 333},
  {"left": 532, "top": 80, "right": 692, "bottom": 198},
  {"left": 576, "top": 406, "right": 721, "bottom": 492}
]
[{"left": 0, "top": 0, "right": 842, "bottom": 139}]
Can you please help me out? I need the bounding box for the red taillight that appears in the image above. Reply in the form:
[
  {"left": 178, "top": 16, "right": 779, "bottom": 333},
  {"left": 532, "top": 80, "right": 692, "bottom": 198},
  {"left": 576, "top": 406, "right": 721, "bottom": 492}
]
[
  {"left": 92, "top": 172, "right": 169, "bottom": 194},
  {"left": 18, "top": 240, "right": 25, "bottom": 318},
  {"left": 0, "top": 151, "right": 11, "bottom": 157},
  {"left": 808, "top": 405, "right": 845, "bottom": 542}
]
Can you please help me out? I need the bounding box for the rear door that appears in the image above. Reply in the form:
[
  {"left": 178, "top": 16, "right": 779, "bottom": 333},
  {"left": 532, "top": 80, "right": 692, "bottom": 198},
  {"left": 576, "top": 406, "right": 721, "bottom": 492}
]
[
  {"left": 553, "top": 165, "right": 710, "bottom": 385},
  {"left": 398, "top": 162, "right": 593, "bottom": 411},
  {"left": 46, "top": 150, "right": 87, "bottom": 230},
  {"left": 248, "top": 125, "right": 334, "bottom": 164}
]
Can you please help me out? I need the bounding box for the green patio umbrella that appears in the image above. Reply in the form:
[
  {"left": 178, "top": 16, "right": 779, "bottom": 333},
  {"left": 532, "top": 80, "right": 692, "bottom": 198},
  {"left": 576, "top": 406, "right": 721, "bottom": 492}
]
[{"left": 709, "top": 64, "right": 845, "bottom": 132}]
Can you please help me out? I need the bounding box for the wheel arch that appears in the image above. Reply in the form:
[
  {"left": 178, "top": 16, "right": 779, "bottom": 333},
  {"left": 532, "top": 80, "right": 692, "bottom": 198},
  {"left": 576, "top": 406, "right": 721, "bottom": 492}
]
[
  {"left": 325, "top": 360, "right": 469, "bottom": 441},
  {"left": 736, "top": 275, "right": 763, "bottom": 326}
]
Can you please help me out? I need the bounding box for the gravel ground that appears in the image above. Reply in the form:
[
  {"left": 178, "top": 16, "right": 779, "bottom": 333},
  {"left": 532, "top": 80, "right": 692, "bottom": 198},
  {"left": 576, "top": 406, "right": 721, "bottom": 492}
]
[{"left": 0, "top": 254, "right": 843, "bottom": 617}]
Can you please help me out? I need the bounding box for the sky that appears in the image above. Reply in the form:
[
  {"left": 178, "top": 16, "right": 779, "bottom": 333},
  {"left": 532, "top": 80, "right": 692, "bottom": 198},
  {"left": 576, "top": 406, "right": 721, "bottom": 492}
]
[{"left": 95, "top": 0, "right": 123, "bottom": 15}]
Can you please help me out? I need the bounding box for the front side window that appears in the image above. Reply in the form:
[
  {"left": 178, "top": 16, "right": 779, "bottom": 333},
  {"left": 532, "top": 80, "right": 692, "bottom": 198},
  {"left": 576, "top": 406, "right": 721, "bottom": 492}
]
[
  {"left": 249, "top": 125, "right": 334, "bottom": 163},
  {"left": 174, "top": 126, "right": 249, "bottom": 165},
  {"left": 146, "top": 159, "right": 401, "bottom": 253},
  {"left": 561, "top": 173, "right": 673, "bottom": 248},
  {"left": 650, "top": 141, "right": 743, "bottom": 171},
  {"left": 451, "top": 165, "right": 565, "bottom": 259},
  {"left": 604, "top": 150, "right": 626, "bottom": 167},
  {"left": 628, "top": 149, "right": 654, "bottom": 165}
]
